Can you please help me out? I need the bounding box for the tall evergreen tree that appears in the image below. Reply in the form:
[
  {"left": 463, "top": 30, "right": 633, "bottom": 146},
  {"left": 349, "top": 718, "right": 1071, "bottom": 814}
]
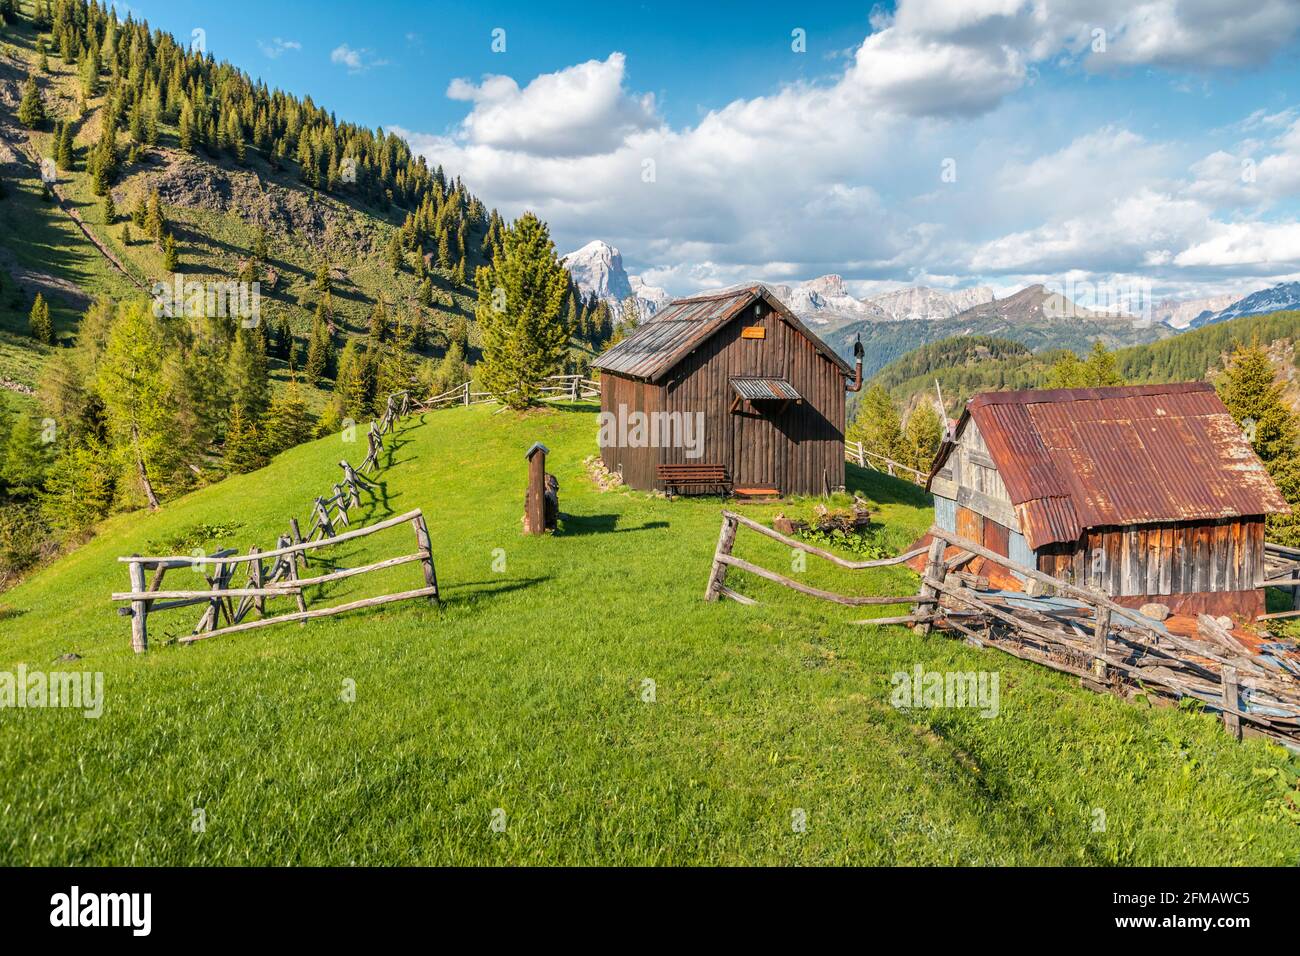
[
  {"left": 18, "top": 77, "right": 45, "bottom": 129},
  {"left": 473, "top": 213, "right": 570, "bottom": 408}
]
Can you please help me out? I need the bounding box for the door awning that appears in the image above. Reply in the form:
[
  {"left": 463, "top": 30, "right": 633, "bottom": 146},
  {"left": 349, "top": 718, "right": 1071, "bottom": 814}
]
[{"left": 730, "top": 377, "right": 801, "bottom": 401}]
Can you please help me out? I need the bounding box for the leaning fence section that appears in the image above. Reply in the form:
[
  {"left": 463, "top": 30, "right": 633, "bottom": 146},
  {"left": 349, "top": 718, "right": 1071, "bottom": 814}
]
[
  {"left": 113, "top": 509, "right": 438, "bottom": 652},
  {"left": 705, "top": 510, "right": 1300, "bottom": 746}
]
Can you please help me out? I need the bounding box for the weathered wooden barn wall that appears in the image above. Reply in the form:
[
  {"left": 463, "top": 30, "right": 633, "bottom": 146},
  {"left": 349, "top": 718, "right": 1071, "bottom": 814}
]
[
  {"left": 1036, "top": 519, "right": 1267, "bottom": 617},
  {"left": 930, "top": 405, "right": 1269, "bottom": 615},
  {"left": 597, "top": 295, "right": 847, "bottom": 495},
  {"left": 659, "top": 301, "right": 845, "bottom": 495},
  {"left": 597, "top": 373, "right": 663, "bottom": 491}
]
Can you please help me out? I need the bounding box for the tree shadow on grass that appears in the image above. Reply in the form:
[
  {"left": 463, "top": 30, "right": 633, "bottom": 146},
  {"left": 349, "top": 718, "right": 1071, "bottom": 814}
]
[
  {"left": 437, "top": 576, "right": 549, "bottom": 608},
  {"left": 556, "top": 513, "right": 670, "bottom": 536}
]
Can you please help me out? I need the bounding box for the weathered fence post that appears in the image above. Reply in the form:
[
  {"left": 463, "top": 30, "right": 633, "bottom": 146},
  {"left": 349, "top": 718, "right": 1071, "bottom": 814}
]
[
  {"left": 285, "top": 546, "right": 308, "bottom": 619},
  {"left": 524, "top": 443, "right": 549, "bottom": 535},
  {"left": 289, "top": 516, "right": 308, "bottom": 568},
  {"left": 1092, "top": 605, "right": 1111, "bottom": 680},
  {"left": 249, "top": 546, "right": 265, "bottom": 618},
  {"left": 914, "top": 536, "right": 947, "bottom": 635},
  {"left": 411, "top": 513, "right": 440, "bottom": 604},
  {"left": 128, "top": 557, "right": 148, "bottom": 654},
  {"left": 1222, "top": 666, "right": 1242, "bottom": 741},
  {"left": 463, "top": 381, "right": 470, "bottom": 406},
  {"left": 705, "top": 513, "right": 739, "bottom": 601}
]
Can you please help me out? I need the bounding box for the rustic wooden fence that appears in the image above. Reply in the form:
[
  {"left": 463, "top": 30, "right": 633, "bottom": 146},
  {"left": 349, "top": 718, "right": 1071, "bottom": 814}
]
[
  {"left": 113, "top": 509, "right": 438, "bottom": 651},
  {"left": 844, "top": 441, "right": 929, "bottom": 486},
  {"left": 414, "top": 374, "right": 600, "bottom": 412},
  {"left": 706, "top": 510, "right": 1300, "bottom": 745}
]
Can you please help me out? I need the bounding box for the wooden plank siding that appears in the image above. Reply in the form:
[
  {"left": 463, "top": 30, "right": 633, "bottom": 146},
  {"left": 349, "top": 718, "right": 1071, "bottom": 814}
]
[
  {"left": 598, "top": 300, "right": 846, "bottom": 495},
  {"left": 1035, "top": 518, "right": 1267, "bottom": 615}
]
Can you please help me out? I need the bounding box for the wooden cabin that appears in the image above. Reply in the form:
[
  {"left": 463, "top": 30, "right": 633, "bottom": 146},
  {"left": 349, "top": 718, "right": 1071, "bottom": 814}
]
[
  {"left": 591, "top": 285, "right": 861, "bottom": 496},
  {"left": 926, "top": 383, "right": 1290, "bottom": 618}
]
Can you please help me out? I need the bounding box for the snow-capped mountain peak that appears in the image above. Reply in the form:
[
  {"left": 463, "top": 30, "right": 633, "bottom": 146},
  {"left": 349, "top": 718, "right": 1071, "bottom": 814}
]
[
  {"left": 1192, "top": 282, "right": 1300, "bottom": 328},
  {"left": 561, "top": 240, "right": 633, "bottom": 304}
]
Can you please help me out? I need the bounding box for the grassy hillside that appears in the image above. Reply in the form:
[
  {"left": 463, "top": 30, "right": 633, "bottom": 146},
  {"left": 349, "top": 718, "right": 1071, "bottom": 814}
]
[{"left": 1, "top": 402, "right": 1298, "bottom": 865}]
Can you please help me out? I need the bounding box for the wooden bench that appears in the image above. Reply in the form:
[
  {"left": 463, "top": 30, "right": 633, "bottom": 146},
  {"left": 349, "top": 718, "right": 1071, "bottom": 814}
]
[{"left": 657, "top": 464, "right": 731, "bottom": 496}]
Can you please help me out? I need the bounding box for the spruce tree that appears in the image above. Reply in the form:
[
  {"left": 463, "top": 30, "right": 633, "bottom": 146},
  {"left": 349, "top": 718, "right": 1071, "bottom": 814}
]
[
  {"left": 223, "top": 403, "right": 263, "bottom": 473},
  {"left": 18, "top": 77, "right": 45, "bottom": 129},
  {"left": 103, "top": 192, "right": 116, "bottom": 224},
  {"left": 1218, "top": 344, "right": 1300, "bottom": 545},
  {"left": 473, "top": 212, "right": 569, "bottom": 408},
  {"left": 260, "top": 378, "right": 314, "bottom": 458}
]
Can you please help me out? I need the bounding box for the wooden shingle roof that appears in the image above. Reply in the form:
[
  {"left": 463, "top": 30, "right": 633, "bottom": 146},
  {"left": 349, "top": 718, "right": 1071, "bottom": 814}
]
[{"left": 592, "top": 285, "right": 852, "bottom": 382}]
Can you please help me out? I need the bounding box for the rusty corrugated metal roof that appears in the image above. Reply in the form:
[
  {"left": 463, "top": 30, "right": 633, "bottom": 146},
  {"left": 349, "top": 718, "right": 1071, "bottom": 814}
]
[
  {"left": 731, "top": 377, "right": 801, "bottom": 401},
  {"left": 930, "top": 382, "right": 1290, "bottom": 549},
  {"left": 591, "top": 284, "right": 852, "bottom": 382}
]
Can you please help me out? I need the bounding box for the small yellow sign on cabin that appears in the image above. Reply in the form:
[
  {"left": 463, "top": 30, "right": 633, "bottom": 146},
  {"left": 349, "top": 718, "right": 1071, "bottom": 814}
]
[{"left": 741, "top": 326, "right": 766, "bottom": 340}]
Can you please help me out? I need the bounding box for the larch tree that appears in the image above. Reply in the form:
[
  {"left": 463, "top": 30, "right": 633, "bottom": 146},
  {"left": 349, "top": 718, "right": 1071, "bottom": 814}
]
[{"left": 96, "top": 301, "right": 173, "bottom": 510}]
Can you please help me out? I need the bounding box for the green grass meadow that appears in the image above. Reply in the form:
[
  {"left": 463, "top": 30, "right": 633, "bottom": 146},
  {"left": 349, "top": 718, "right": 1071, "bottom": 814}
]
[{"left": 2, "top": 403, "right": 1298, "bottom": 865}]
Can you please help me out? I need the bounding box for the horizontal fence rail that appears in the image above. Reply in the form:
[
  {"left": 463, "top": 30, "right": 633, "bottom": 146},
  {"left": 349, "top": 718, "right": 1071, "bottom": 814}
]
[
  {"left": 114, "top": 509, "right": 439, "bottom": 652},
  {"left": 413, "top": 375, "right": 600, "bottom": 412},
  {"left": 705, "top": 511, "right": 1300, "bottom": 746},
  {"left": 844, "top": 441, "right": 928, "bottom": 486}
]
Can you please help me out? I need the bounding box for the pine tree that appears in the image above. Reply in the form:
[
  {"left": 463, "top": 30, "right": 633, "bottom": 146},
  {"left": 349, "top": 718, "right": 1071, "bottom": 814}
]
[
  {"left": 304, "top": 313, "right": 331, "bottom": 384},
  {"left": 121, "top": 222, "right": 132, "bottom": 245},
  {"left": 102, "top": 191, "right": 116, "bottom": 224},
  {"left": 41, "top": 439, "right": 115, "bottom": 532},
  {"left": 57, "top": 122, "right": 75, "bottom": 170},
  {"left": 226, "top": 327, "right": 270, "bottom": 418},
  {"left": 18, "top": 77, "right": 45, "bottom": 129},
  {"left": 29, "top": 293, "right": 53, "bottom": 344},
  {"left": 1, "top": 412, "right": 52, "bottom": 495},
  {"left": 223, "top": 403, "right": 263, "bottom": 473},
  {"left": 1218, "top": 344, "right": 1300, "bottom": 545},
  {"left": 386, "top": 233, "right": 404, "bottom": 273},
  {"left": 314, "top": 261, "right": 331, "bottom": 295},
  {"left": 473, "top": 213, "right": 570, "bottom": 408},
  {"left": 260, "top": 378, "right": 314, "bottom": 458},
  {"left": 252, "top": 226, "right": 269, "bottom": 262}
]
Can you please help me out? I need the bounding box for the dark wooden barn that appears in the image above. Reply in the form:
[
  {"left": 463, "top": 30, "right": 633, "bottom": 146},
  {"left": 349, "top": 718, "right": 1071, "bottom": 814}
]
[
  {"left": 591, "top": 285, "right": 862, "bottom": 497},
  {"left": 926, "top": 383, "right": 1290, "bottom": 618}
]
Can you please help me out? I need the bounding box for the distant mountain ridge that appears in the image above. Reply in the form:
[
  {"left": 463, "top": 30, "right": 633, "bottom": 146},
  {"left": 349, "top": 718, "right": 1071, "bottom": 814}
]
[{"left": 1191, "top": 282, "right": 1300, "bottom": 328}]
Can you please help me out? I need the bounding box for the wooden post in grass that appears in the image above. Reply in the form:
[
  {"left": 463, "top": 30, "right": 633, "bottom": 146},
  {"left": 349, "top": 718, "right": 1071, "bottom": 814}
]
[
  {"left": 128, "top": 556, "right": 148, "bottom": 654},
  {"left": 285, "top": 545, "right": 308, "bottom": 619},
  {"left": 705, "top": 513, "right": 739, "bottom": 601},
  {"left": 249, "top": 546, "right": 265, "bottom": 617},
  {"left": 915, "top": 537, "right": 947, "bottom": 635},
  {"left": 524, "top": 442, "right": 549, "bottom": 535},
  {"left": 1092, "top": 605, "right": 1111, "bottom": 681},
  {"left": 290, "top": 516, "right": 307, "bottom": 568},
  {"left": 411, "top": 513, "right": 440, "bottom": 604},
  {"left": 1222, "top": 665, "right": 1242, "bottom": 741}
]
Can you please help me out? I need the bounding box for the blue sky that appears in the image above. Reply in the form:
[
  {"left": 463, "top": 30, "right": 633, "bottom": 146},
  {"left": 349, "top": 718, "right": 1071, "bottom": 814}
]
[{"left": 119, "top": 1, "right": 1300, "bottom": 305}]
